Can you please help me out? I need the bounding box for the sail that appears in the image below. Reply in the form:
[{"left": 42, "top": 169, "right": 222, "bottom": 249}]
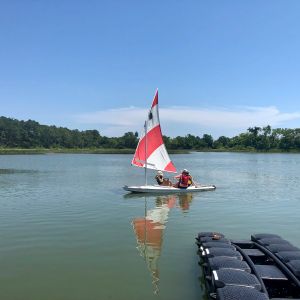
[{"left": 131, "top": 90, "right": 176, "bottom": 173}]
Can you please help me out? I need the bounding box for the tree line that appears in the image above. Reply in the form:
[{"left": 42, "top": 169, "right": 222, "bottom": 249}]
[{"left": 1, "top": 116, "right": 300, "bottom": 152}]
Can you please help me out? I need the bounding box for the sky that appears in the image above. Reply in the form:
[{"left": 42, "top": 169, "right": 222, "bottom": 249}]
[{"left": 1, "top": 0, "right": 300, "bottom": 138}]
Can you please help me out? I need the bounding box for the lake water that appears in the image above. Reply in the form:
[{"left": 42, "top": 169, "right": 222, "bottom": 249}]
[{"left": 0, "top": 152, "right": 300, "bottom": 300}]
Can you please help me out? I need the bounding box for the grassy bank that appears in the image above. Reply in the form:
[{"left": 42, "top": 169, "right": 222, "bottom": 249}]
[
  {"left": 195, "top": 147, "right": 300, "bottom": 153},
  {"left": 0, "top": 148, "right": 134, "bottom": 155},
  {"left": 0, "top": 148, "right": 190, "bottom": 155},
  {"left": 1, "top": 147, "right": 299, "bottom": 155}
]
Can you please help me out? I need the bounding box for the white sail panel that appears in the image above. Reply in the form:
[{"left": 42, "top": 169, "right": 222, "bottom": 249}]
[{"left": 144, "top": 144, "right": 176, "bottom": 172}]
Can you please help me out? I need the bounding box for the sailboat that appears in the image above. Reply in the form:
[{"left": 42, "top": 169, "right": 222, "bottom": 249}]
[{"left": 123, "top": 90, "right": 216, "bottom": 193}]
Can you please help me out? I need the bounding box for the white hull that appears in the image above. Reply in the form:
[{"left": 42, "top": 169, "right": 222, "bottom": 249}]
[{"left": 123, "top": 184, "right": 216, "bottom": 193}]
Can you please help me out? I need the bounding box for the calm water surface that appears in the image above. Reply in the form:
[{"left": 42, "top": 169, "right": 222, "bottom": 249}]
[{"left": 0, "top": 153, "right": 300, "bottom": 300}]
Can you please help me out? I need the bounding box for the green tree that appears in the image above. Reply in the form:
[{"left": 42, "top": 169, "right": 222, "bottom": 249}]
[
  {"left": 120, "top": 132, "right": 138, "bottom": 148},
  {"left": 202, "top": 134, "right": 213, "bottom": 148}
]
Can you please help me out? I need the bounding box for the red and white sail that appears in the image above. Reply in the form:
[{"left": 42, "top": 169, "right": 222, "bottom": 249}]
[{"left": 131, "top": 90, "right": 176, "bottom": 173}]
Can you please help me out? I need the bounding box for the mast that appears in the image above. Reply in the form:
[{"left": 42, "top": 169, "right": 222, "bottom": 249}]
[{"left": 144, "top": 120, "right": 148, "bottom": 186}]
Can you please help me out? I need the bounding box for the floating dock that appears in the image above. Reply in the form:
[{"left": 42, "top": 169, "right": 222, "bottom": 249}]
[{"left": 196, "top": 232, "right": 300, "bottom": 299}]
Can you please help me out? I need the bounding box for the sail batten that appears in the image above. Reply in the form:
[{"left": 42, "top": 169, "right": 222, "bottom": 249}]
[{"left": 131, "top": 90, "right": 176, "bottom": 173}]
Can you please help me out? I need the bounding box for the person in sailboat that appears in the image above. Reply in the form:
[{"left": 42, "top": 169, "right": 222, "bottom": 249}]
[
  {"left": 174, "top": 169, "right": 194, "bottom": 189},
  {"left": 155, "top": 171, "right": 173, "bottom": 186}
]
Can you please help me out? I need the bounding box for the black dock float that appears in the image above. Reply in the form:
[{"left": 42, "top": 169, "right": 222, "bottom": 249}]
[{"left": 196, "top": 232, "right": 300, "bottom": 299}]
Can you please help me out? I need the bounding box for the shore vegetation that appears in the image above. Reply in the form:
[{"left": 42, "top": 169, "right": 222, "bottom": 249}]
[{"left": 1, "top": 117, "right": 300, "bottom": 154}]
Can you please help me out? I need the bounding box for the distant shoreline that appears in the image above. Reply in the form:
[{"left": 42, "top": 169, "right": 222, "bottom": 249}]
[
  {"left": 1, "top": 117, "right": 300, "bottom": 153},
  {"left": 0, "top": 148, "right": 299, "bottom": 155},
  {"left": 0, "top": 148, "right": 190, "bottom": 155},
  {"left": 0, "top": 148, "right": 134, "bottom": 155}
]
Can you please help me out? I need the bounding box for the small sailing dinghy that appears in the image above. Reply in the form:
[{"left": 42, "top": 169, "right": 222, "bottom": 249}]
[{"left": 123, "top": 90, "right": 216, "bottom": 194}]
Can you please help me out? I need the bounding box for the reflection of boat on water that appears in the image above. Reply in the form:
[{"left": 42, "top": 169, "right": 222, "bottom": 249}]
[
  {"left": 125, "top": 192, "right": 195, "bottom": 211},
  {"left": 131, "top": 194, "right": 194, "bottom": 294}
]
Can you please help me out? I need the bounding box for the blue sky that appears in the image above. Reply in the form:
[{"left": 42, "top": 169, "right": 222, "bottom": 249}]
[{"left": 1, "top": 0, "right": 300, "bottom": 138}]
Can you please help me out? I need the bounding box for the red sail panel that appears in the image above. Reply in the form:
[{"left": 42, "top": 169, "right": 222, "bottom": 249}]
[
  {"left": 151, "top": 90, "right": 158, "bottom": 108},
  {"left": 164, "top": 161, "right": 177, "bottom": 173},
  {"left": 132, "top": 125, "right": 163, "bottom": 166}
]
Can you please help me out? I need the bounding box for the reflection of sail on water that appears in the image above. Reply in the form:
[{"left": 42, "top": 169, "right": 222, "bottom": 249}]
[{"left": 132, "top": 196, "right": 175, "bottom": 294}]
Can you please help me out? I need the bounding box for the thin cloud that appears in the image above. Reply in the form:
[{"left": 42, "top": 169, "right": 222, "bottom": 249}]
[
  {"left": 76, "top": 107, "right": 148, "bottom": 126},
  {"left": 73, "top": 106, "right": 300, "bottom": 137},
  {"left": 162, "top": 106, "right": 300, "bottom": 128}
]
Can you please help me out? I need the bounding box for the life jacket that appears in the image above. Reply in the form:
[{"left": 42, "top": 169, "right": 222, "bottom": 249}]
[{"left": 179, "top": 174, "right": 189, "bottom": 187}]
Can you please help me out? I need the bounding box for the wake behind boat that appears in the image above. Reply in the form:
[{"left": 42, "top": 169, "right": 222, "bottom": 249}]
[{"left": 123, "top": 90, "right": 216, "bottom": 194}]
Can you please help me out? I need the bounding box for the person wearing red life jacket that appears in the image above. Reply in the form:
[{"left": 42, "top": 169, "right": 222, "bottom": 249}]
[{"left": 174, "top": 169, "right": 194, "bottom": 189}]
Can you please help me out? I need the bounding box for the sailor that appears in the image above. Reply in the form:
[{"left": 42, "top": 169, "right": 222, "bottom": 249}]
[
  {"left": 174, "top": 169, "right": 194, "bottom": 188},
  {"left": 155, "top": 171, "right": 173, "bottom": 186}
]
